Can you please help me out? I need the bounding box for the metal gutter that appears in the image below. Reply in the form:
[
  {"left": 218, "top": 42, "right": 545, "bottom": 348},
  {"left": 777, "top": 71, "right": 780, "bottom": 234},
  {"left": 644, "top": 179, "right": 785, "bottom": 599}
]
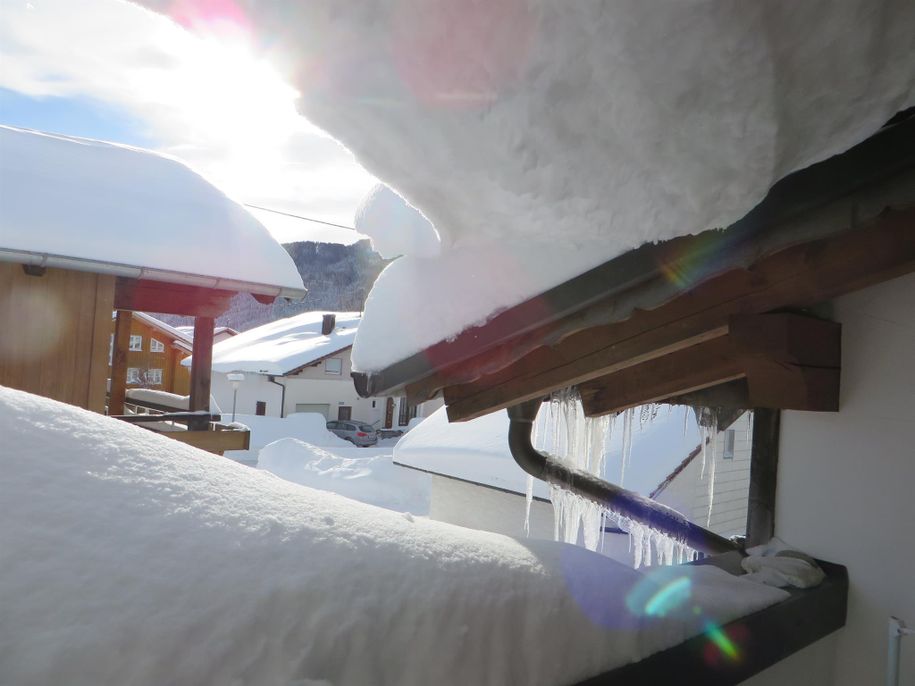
[
  {"left": 506, "top": 400, "right": 740, "bottom": 556},
  {"left": 0, "top": 248, "right": 308, "bottom": 300}
]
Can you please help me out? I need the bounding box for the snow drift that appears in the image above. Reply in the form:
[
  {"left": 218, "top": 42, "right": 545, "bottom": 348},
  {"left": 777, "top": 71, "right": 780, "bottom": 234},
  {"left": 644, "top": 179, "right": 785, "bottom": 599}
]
[{"left": 0, "top": 385, "right": 788, "bottom": 685}]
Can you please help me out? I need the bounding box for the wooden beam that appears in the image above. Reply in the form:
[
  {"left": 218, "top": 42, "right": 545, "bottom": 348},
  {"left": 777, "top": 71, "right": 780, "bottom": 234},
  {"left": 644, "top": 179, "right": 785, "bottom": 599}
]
[
  {"left": 109, "top": 309, "right": 132, "bottom": 416},
  {"left": 577, "top": 313, "right": 840, "bottom": 417},
  {"left": 444, "top": 207, "right": 909, "bottom": 421},
  {"left": 746, "top": 409, "right": 781, "bottom": 547},
  {"left": 188, "top": 316, "right": 214, "bottom": 430},
  {"left": 114, "top": 278, "right": 235, "bottom": 318}
]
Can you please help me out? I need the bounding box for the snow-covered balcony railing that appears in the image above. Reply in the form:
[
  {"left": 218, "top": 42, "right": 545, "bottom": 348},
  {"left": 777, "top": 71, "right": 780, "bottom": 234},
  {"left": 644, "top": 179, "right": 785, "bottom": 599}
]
[{"left": 114, "top": 398, "right": 250, "bottom": 455}]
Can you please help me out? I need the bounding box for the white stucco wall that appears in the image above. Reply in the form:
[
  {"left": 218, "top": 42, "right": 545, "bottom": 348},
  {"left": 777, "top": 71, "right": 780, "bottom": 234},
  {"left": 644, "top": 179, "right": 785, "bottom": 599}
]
[
  {"left": 209, "top": 347, "right": 388, "bottom": 425},
  {"left": 744, "top": 272, "right": 915, "bottom": 686}
]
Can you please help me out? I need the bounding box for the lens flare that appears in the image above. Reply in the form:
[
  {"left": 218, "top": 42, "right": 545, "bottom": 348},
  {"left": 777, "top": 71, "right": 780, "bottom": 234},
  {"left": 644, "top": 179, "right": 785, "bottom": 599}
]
[
  {"left": 704, "top": 621, "right": 741, "bottom": 661},
  {"left": 644, "top": 577, "right": 692, "bottom": 617}
]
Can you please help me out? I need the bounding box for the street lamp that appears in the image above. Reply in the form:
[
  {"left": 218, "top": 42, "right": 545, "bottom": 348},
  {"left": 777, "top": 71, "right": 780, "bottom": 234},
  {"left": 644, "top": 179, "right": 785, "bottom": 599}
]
[{"left": 227, "top": 372, "right": 245, "bottom": 422}]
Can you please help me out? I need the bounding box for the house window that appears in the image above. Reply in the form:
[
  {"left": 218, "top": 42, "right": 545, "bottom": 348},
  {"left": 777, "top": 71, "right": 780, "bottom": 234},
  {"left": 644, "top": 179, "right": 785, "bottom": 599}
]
[
  {"left": 325, "top": 358, "right": 343, "bottom": 375},
  {"left": 126, "top": 367, "right": 141, "bottom": 384},
  {"left": 723, "top": 429, "right": 736, "bottom": 459},
  {"left": 150, "top": 338, "right": 165, "bottom": 353},
  {"left": 398, "top": 397, "right": 417, "bottom": 426},
  {"left": 338, "top": 406, "right": 352, "bottom": 421},
  {"left": 147, "top": 369, "right": 163, "bottom": 386},
  {"left": 129, "top": 335, "right": 143, "bottom": 351}
]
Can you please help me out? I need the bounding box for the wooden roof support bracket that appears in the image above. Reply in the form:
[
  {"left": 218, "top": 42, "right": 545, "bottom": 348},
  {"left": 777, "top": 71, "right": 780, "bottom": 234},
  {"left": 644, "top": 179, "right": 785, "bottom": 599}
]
[{"left": 577, "top": 312, "right": 841, "bottom": 417}]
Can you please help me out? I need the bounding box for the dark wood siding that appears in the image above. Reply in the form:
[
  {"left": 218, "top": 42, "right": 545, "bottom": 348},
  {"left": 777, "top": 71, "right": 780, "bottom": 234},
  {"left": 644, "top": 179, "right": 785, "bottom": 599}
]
[{"left": 0, "top": 263, "right": 114, "bottom": 412}]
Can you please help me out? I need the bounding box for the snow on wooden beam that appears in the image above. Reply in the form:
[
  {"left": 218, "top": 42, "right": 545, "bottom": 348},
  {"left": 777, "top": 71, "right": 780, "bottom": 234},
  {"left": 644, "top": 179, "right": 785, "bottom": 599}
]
[{"left": 577, "top": 313, "right": 841, "bottom": 417}]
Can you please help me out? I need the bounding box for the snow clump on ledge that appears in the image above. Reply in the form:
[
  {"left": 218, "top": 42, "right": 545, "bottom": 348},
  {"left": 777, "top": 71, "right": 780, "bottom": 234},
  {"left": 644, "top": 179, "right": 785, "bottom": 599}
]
[{"left": 0, "top": 386, "right": 788, "bottom": 685}]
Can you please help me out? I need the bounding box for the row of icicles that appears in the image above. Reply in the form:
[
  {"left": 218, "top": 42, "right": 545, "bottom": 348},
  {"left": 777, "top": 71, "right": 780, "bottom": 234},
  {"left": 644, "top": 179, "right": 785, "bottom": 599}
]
[{"left": 525, "top": 389, "right": 724, "bottom": 568}]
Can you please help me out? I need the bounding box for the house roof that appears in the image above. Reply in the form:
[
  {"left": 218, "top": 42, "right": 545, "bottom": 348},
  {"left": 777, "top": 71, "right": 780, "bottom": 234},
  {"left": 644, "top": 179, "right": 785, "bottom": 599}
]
[
  {"left": 187, "top": 311, "right": 361, "bottom": 376},
  {"left": 0, "top": 126, "right": 306, "bottom": 299},
  {"left": 175, "top": 325, "right": 239, "bottom": 340},
  {"left": 127, "top": 312, "right": 194, "bottom": 352}
]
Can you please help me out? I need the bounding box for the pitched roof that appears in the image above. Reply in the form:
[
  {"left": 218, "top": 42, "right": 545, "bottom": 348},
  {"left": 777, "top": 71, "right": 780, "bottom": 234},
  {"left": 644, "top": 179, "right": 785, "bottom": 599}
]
[
  {"left": 117, "top": 311, "right": 193, "bottom": 352},
  {"left": 189, "top": 311, "right": 361, "bottom": 376},
  {"left": 0, "top": 126, "right": 306, "bottom": 298}
]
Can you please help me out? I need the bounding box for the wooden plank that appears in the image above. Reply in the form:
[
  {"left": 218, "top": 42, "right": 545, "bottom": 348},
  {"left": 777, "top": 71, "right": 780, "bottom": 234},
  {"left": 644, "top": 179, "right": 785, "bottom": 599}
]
[
  {"left": 109, "top": 310, "right": 132, "bottom": 415},
  {"left": 114, "top": 277, "right": 235, "bottom": 317},
  {"left": 160, "top": 427, "right": 250, "bottom": 454},
  {"left": 746, "top": 409, "right": 780, "bottom": 547},
  {"left": 188, "top": 316, "right": 214, "bottom": 429},
  {"left": 86, "top": 274, "right": 116, "bottom": 413},
  {"left": 577, "top": 336, "right": 744, "bottom": 416},
  {"left": 444, "top": 208, "right": 912, "bottom": 421},
  {"left": 577, "top": 313, "right": 840, "bottom": 417}
]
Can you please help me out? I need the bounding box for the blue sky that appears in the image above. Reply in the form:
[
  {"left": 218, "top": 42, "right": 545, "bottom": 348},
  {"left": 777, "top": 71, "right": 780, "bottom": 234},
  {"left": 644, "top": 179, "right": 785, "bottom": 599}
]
[
  {"left": 0, "top": 0, "right": 376, "bottom": 241},
  {"left": 0, "top": 88, "right": 153, "bottom": 147}
]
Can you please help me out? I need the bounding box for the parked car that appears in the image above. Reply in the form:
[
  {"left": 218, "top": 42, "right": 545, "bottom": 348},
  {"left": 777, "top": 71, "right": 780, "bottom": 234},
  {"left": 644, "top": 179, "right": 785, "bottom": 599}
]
[{"left": 326, "top": 420, "right": 378, "bottom": 447}]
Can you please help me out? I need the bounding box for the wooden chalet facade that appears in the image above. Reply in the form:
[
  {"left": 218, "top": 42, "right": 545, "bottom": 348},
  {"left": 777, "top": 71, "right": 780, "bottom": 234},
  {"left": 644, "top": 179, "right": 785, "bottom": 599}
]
[
  {"left": 353, "top": 115, "right": 915, "bottom": 683},
  {"left": 110, "top": 311, "right": 193, "bottom": 396}
]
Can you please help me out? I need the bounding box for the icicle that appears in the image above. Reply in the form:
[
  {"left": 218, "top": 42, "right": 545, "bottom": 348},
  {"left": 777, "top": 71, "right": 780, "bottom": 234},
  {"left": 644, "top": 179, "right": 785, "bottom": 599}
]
[
  {"left": 523, "top": 475, "right": 534, "bottom": 536},
  {"left": 620, "top": 407, "right": 634, "bottom": 486},
  {"left": 705, "top": 414, "right": 719, "bottom": 527}
]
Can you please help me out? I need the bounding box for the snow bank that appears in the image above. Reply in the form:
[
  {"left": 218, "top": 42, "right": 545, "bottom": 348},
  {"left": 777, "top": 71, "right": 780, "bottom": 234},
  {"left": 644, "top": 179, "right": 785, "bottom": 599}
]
[
  {"left": 124, "top": 388, "right": 222, "bottom": 413},
  {"left": 235, "top": 412, "right": 350, "bottom": 450},
  {"left": 0, "top": 385, "right": 789, "bottom": 685},
  {"left": 0, "top": 126, "right": 304, "bottom": 292},
  {"left": 258, "top": 438, "right": 430, "bottom": 514},
  {"left": 143, "top": 1, "right": 914, "bottom": 370},
  {"left": 190, "top": 311, "right": 360, "bottom": 375},
  {"left": 354, "top": 184, "right": 441, "bottom": 258}
]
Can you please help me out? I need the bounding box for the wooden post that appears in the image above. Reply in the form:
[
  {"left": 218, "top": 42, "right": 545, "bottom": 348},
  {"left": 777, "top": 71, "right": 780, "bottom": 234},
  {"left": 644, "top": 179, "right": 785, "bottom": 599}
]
[
  {"left": 746, "top": 408, "right": 781, "bottom": 546},
  {"left": 109, "top": 310, "right": 133, "bottom": 415},
  {"left": 188, "top": 316, "right": 214, "bottom": 431}
]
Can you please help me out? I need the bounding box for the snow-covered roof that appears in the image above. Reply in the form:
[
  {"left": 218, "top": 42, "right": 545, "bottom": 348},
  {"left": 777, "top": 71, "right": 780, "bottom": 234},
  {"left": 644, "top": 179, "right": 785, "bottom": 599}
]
[
  {"left": 190, "top": 311, "right": 361, "bottom": 375},
  {"left": 395, "top": 407, "right": 550, "bottom": 499},
  {"left": 140, "top": 2, "right": 913, "bottom": 371},
  {"left": 175, "top": 324, "right": 238, "bottom": 340},
  {"left": 0, "top": 126, "right": 306, "bottom": 298},
  {"left": 396, "top": 405, "right": 702, "bottom": 500},
  {"left": 124, "top": 311, "right": 193, "bottom": 351},
  {"left": 1, "top": 385, "right": 789, "bottom": 684}
]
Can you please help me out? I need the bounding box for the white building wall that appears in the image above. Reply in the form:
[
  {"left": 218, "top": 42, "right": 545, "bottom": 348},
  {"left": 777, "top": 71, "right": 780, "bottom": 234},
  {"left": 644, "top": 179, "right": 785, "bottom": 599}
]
[
  {"left": 744, "top": 273, "right": 915, "bottom": 686},
  {"left": 209, "top": 346, "right": 389, "bottom": 425},
  {"left": 654, "top": 413, "right": 752, "bottom": 540}
]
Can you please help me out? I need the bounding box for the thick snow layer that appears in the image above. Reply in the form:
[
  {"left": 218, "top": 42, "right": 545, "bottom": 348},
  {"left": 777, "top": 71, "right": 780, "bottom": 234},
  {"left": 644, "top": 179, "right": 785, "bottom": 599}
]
[
  {"left": 354, "top": 184, "right": 441, "bottom": 258},
  {"left": 247, "top": 206, "right": 369, "bottom": 246},
  {"left": 0, "top": 126, "right": 304, "bottom": 292},
  {"left": 152, "top": 1, "right": 915, "bottom": 370},
  {"left": 124, "top": 388, "right": 222, "bottom": 413},
  {"left": 235, "top": 412, "right": 350, "bottom": 450},
  {"left": 0, "top": 385, "right": 789, "bottom": 685},
  {"left": 259, "top": 438, "right": 430, "bottom": 514},
  {"left": 189, "top": 311, "right": 361, "bottom": 375}
]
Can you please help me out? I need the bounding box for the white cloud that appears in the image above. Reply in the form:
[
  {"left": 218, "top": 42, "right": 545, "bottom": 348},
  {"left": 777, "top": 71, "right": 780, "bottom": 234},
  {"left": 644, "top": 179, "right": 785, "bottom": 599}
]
[{"left": 0, "top": 0, "right": 377, "bottom": 229}]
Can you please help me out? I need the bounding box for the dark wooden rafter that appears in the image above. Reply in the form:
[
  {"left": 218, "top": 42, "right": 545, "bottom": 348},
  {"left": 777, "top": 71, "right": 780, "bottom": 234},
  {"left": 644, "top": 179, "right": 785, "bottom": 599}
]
[
  {"left": 577, "top": 313, "right": 840, "bottom": 417},
  {"left": 746, "top": 409, "right": 781, "bottom": 547},
  {"left": 442, "top": 207, "right": 913, "bottom": 421},
  {"left": 108, "top": 309, "right": 133, "bottom": 415},
  {"left": 114, "top": 277, "right": 236, "bottom": 318}
]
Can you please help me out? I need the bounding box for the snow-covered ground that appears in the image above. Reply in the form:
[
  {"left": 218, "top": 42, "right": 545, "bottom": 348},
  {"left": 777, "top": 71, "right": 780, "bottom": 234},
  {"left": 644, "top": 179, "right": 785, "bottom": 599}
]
[{"left": 0, "top": 385, "right": 790, "bottom": 685}]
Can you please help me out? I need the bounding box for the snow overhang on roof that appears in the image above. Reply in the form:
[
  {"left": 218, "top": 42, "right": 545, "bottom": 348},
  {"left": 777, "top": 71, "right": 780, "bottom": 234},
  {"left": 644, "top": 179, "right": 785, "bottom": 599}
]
[
  {"left": 186, "top": 311, "right": 361, "bottom": 376},
  {"left": 352, "top": 116, "right": 915, "bottom": 413},
  {"left": 0, "top": 127, "right": 307, "bottom": 300}
]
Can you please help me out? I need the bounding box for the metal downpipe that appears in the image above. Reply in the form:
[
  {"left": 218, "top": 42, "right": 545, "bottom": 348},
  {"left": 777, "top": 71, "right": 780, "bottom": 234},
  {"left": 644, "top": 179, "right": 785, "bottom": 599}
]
[{"left": 507, "top": 399, "right": 739, "bottom": 556}]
